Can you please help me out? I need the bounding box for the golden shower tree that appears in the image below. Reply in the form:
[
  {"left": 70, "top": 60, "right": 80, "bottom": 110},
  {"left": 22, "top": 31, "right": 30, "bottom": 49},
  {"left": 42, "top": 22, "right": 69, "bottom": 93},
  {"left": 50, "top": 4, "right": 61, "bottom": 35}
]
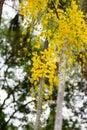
[{"left": 20, "top": 1, "right": 87, "bottom": 130}]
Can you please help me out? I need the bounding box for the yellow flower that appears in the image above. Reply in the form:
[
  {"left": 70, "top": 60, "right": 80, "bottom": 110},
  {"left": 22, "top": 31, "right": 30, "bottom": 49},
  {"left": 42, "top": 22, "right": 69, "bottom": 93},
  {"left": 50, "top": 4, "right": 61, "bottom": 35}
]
[
  {"left": 44, "top": 95, "right": 49, "bottom": 100},
  {"left": 22, "top": 30, "right": 27, "bottom": 35}
]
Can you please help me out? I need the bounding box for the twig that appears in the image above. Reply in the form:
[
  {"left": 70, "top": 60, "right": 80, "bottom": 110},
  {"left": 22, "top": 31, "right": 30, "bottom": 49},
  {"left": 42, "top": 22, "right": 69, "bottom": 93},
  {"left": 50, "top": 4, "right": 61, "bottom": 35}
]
[{"left": 51, "top": 1, "right": 59, "bottom": 19}]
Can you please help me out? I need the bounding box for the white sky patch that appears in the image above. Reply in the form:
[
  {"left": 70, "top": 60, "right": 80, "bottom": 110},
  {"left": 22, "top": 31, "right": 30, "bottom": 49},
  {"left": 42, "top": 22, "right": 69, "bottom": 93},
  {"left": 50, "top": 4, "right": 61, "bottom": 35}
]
[
  {"left": 0, "top": 65, "right": 8, "bottom": 78},
  {"left": 4, "top": 102, "right": 15, "bottom": 118},
  {"left": 11, "top": 118, "right": 23, "bottom": 128},
  {"left": 62, "top": 107, "right": 74, "bottom": 120},
  {"left": 0, "top": 57, "right": 5, "bottom": 68},
  {"left": 2, "top": 0, "right": 19, "bottom": 25},
  {"left": 8, "top": 66, "right": 26, "bottom": 82},
  {"left": 0, "top": 89, "right": 7, "bottom": 104},
  {"left": 0, "top": 57, "right": 8, "bottom": 87}
]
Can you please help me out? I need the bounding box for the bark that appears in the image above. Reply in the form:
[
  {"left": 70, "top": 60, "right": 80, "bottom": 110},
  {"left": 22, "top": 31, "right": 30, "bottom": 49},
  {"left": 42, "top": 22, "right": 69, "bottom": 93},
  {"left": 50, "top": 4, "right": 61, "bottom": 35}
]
[
  {"left": 0, "top": 0, "right": 5, "bottom": 24},
  {"left": 54, "top": 51, "right": 66, "bottom": 130},
  {"left": 34, "top": 78, "right": 44, "bottom": 130},
  {"left": 84, "top": 61, "right": 87, "bottom": 95},
  {"left": 80, "top": 0, "right": 87, "bottom": 96}
]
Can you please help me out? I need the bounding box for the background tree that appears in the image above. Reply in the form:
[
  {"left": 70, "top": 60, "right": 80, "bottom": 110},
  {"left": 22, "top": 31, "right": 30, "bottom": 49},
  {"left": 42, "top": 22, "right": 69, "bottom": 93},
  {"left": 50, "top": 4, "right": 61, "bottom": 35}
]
[{"left": 0, "top": 1, "right": 36, "bottom": 129}]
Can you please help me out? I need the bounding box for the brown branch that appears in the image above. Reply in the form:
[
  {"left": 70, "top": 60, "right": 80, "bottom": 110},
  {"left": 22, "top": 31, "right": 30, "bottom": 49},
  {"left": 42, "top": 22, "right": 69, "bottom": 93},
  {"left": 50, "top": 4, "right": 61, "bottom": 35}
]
[
  {"left": 1, "top": 99, "right": 35, "bottom": 130},
  {"left": 51, "top": 0, "right": 59, "bottom": 19},
  {"left": 0, "top": 0, "right": 5, "bottom": 24},
  {"left": 0, "top": 82, "right": 20, "bottom": 109}
]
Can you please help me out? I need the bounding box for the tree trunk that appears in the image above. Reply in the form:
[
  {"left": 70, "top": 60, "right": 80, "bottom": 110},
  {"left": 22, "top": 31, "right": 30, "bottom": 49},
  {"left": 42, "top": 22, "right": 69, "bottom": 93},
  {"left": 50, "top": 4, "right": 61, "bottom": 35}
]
[
  {"left": 34, "top": 78, "right": 44, "bottom": 130},
  {"left": 0, "top": 0, "right": 5, "bottom": 24},
  {"left": 54, "top": 52, "right": 66, "bottom": 130},
  {"left": 80, "top": 0, "right": 87, "bottom": 96},
  {"left": 83, "top": 60, "right": 87, "bottom": 95}
]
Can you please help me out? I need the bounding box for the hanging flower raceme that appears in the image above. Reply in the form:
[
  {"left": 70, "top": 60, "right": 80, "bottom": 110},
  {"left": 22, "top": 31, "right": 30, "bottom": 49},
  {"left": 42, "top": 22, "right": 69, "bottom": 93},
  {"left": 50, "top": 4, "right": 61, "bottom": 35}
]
[
  {"left": 30, "top": 45, "right": 59, "bottom": 98},
  {"left": 59, "top": 1, "right": 87, "bottom": 50}
]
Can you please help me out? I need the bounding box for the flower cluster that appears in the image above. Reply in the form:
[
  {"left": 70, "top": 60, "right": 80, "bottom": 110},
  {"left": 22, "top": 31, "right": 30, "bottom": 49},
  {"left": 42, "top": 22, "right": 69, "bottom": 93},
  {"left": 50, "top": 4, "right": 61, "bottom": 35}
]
[
  {"left": 20, "top": 0, "right": 87, "bottom": 99},
  {"left": 30, "top": 45, "right": 59, "bottom": 97}
]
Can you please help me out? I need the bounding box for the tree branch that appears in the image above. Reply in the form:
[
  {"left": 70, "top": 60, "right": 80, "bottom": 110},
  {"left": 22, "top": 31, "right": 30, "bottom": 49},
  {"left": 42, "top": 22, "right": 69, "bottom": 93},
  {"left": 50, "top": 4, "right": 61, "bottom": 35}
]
[
  {"left": 1, "top": 100, "right": 35, "bottom": 130},
  {"left": 51, "top": 1, "right": 59, "bottom": 19}
]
